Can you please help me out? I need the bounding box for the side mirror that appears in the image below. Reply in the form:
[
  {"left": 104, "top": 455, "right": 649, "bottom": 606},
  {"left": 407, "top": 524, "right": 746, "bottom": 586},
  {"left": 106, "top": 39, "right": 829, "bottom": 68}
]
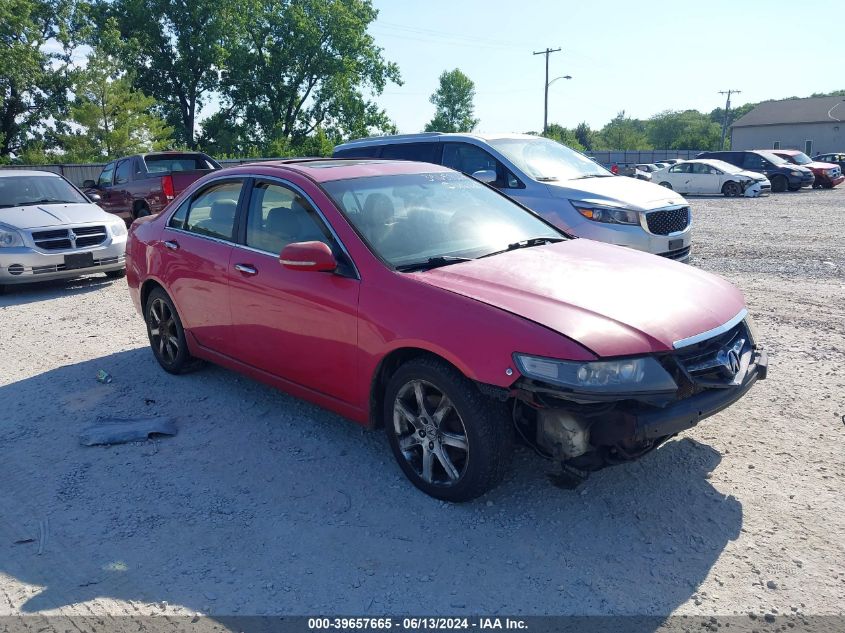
[
  {"left": 87, "top": 192, "right": 102, "bottom": 202},
  {"left": 471, "top": 169, "right": 497, "bottom": 184},
  {"left": 279, "top": 241, "right": 337, "bottom": 272},
  {"left": 82, "top": 179, "right": 97, "bottom": 189}
]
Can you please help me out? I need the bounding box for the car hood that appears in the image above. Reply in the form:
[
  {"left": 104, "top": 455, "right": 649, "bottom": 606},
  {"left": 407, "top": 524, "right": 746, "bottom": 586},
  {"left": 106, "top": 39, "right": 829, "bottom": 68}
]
[
  {"left": 410, "top": 240, "right": 745, "bottom": 358},
  {"left": 0, "top": 203, "right": 113, "bottom": 229},
  {"left": 546, "top": 174, "right": 687, "bottom": 210},
  {"left": 806, "top": 161, "right": 838, "bottom": 171},
  {"left": 735, "top": 170, "right": 768, "bottom": 181}
]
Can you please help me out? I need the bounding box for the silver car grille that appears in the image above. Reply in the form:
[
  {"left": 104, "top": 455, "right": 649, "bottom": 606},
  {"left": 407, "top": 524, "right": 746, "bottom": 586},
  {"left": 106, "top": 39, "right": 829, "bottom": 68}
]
[{"left": 31, "top": 225, "right": 108, "bottom": 251}]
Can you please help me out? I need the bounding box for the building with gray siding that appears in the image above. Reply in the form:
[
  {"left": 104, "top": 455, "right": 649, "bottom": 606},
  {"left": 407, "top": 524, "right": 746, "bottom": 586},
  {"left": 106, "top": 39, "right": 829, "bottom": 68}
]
[{"left": 730, "top": 96, "right": 845, "bottom": 156}]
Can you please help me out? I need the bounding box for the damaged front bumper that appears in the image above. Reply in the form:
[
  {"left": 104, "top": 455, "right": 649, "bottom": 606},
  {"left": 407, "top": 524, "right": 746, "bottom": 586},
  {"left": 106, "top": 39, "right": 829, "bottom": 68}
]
[{"left": 505, "top": 318, "right": 768, "bottom": 473}]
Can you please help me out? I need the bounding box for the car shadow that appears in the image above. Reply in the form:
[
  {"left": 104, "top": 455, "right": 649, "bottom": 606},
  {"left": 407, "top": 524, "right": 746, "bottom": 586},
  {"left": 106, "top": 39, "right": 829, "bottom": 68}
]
[
  {"left": 0, "top": 275, "right": 119, "bottom": 307},
  {"left": 1, "top": 348, "right": 742, "bottom": 622}
]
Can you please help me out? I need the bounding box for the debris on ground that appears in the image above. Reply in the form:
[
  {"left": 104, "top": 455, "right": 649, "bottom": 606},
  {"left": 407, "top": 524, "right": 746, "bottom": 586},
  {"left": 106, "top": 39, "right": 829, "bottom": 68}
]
[{"left": 79, "top": 417, "right": 177, "bottom": 446}]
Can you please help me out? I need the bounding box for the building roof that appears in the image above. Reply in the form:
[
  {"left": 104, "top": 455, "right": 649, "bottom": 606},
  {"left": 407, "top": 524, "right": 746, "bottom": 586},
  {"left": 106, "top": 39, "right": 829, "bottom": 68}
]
[{"left": 732, "top": 96, "right": 845, "bottom": 128}]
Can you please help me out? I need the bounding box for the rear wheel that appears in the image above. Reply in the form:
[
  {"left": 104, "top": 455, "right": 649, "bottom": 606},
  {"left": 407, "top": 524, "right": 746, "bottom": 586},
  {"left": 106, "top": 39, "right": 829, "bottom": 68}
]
[
  {"left": 771, "top": 175, "right": 788, "bottom": 193},
  {"left": 659, "top": 181, "right": 673, "bottom": 190},
  {"left": 144, "top": 287, "right": 202, "bottom": 374},
  {"left": 133, "top": 203, "right": 151, "bottom": 220},
  {"left": 384, "top": 357, "right": 512, "bottom": 501},
  {"left": 721, "top": 181, "right": 741, "bottom": 197}
]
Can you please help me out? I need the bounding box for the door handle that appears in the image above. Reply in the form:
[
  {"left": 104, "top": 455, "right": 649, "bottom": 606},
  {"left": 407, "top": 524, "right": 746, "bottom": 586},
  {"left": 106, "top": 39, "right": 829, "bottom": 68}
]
[
  {"left": 163, "top": 240, "right": 179, "bottom": 250},
  {"left": 234, "top": 263, "right": 258, "bottom": 275}
]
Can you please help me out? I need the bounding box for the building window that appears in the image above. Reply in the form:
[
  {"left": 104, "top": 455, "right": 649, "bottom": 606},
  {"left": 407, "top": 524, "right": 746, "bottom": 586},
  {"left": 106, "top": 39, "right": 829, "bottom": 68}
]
[
  {"left": 805, "top": 140, "right": 813, "bottom": 156},
  {"left": 772, "top": 141, "right": 780, "bottom": 149}
]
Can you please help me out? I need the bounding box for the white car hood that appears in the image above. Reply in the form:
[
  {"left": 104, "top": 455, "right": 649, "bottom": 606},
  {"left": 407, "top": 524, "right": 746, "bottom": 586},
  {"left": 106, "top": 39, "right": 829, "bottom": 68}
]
[
  {"left": 0, "top": 203, "right": 114, "bottom": 230},
  {"left": 546, "top": 174, "right": 687, "bottom": 210}
]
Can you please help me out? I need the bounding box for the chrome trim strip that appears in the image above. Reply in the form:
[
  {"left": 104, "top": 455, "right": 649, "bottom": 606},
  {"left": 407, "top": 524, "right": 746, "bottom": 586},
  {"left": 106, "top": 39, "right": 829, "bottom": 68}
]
[{"left": 673, "top": 308, "right": 748, "bottom": 349}]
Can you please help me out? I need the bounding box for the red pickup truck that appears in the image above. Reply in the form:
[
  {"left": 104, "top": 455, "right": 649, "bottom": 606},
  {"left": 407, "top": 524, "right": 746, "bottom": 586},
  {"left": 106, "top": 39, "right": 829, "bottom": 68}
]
[
  {"left": 770, "top": 149, "right": 844, "bottom": 189},
  {"left": 83, "top": 152, "right": 221, "bottom": 223}
]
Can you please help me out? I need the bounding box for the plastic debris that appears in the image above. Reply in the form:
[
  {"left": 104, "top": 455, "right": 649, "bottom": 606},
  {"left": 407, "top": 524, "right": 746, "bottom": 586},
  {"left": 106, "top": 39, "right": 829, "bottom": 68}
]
[
  {"left": 79, "top": 417, "right": 177, "bottom": 446},
  {"left": 96, "top": 370, "right": 113, "bottom": 384}
]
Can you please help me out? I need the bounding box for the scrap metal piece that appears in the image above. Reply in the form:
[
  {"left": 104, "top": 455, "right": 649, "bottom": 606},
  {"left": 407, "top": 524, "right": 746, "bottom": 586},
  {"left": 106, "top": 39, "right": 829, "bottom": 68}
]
[{"left": 79, "top": 417, "right": 177, "bottom": 446}]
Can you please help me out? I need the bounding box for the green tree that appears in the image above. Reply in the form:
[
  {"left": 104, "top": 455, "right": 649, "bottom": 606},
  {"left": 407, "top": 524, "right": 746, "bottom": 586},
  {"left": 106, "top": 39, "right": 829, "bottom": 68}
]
[
  {"left": 59, "top": 51, "right": 172, "bottom": 161},
  {"left": 595, "top": 112, "right": 650, "bottom": 150},
  {"left": 214, "top": 0, "right": 400, "bottom": 154},
  {"left": 542, "top": 123, "right": 584, "bottom": 151},
  {"left": 0, "top": 0, "right": 80, "bottom": 158},
  {"left": 574, "top": 121, "right": 595, "bottom": 151},
  {"left": 647, "top": 110, "right": 722, "bottom": 150},
  {"left": 94, "top": 0, "right": 235, "bottom": 148},
  {"left": 424, "top": 69, "right": 478, "bottom": 133}
]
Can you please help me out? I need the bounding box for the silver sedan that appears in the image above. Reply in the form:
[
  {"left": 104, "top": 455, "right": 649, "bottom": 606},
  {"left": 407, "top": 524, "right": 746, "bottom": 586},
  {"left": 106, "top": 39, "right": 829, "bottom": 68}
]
[{"left": 0, "top": 170, "right": 127, "bottom": 293}]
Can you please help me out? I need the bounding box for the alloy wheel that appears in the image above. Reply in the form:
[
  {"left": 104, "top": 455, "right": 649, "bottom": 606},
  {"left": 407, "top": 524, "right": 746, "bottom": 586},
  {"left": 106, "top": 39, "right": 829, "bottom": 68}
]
[
  {"left": 393, "top": 379, "right": 469, "bottom": 486},
  {"left": 148, "top": 297, "right": 179, "bottom": 364}
]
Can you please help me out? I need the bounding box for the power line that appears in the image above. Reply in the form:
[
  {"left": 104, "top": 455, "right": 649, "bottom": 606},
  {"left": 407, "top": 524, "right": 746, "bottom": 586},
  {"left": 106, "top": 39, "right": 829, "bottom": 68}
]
[
  {"left": 533, "top": 47, "right": 561, "bottom": 134},
  {"left": 718, "top": 89, "right": 741, "bottom": 149}
]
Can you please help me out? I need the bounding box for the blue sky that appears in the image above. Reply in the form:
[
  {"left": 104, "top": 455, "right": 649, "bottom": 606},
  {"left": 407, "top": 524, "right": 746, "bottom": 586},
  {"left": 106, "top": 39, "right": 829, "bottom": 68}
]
[{"left": 368, "top": 0, "right": 844, "bottom": 134}]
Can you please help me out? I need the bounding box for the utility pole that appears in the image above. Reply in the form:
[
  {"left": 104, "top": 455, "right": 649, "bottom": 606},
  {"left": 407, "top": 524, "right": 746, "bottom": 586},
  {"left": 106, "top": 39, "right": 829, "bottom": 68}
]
[
  {"left": 534, "top": 47, "right": 561, "bottom": 134},
  {"left": 719, "top": 89, "right": 741, "bottom": 149}
]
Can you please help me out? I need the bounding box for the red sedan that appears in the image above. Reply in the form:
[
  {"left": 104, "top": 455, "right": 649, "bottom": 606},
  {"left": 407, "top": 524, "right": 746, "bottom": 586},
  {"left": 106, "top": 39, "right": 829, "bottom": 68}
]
[{"left": 126, "top": 159, "right": 767, "bottom": 500}]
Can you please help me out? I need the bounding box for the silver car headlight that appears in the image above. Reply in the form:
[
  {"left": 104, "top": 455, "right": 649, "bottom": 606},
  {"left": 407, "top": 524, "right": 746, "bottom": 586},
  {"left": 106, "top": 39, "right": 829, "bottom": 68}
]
[
  {"left": 570, "top": 201, "right": 640, "bottom": 226},
  {"left": 513, "top": 354, "right": 677, "bottom": 394},
  {"left": 110, "top": 221, "right": 127, "bottom": 237},
  {"left": 789, "top": 170, "right": 802, "bottom": 177},
  {"left": 0, "top": 224, "right": 24, "bottom": 248}
]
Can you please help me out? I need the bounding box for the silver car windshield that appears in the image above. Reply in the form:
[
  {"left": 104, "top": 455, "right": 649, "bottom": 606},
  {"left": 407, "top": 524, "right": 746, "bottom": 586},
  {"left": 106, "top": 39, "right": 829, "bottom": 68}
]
[
  {"left": 323, "top": 171, "right": 564, "bottom": 269},
  {"left": 0, "top": 175, "right": 88, "bottom": 208},
  {"left": 488, "top": 137, "right": 611, "bottom": 181}
]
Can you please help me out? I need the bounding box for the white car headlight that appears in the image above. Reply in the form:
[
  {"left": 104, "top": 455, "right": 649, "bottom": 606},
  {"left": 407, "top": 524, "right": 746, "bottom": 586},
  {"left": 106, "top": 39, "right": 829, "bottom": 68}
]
[
  {"left": 110, "top": 221, "right": 127, "bottom": 237},
  {"left": 513, "top": 354, "right": 678, "bottom": 394},
  {"left": 0, "top": 224, "right": 24, "bottom": 248}
]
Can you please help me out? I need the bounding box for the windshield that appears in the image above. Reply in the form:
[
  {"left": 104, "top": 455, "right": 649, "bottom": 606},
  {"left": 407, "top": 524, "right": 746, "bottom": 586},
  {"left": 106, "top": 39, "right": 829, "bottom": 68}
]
[
  {"left": 323, "top": 171, "right": 564, "bottom": 269},
  {"left": 487, "top": 137, "right": 610, "bottom": 181},
  {"left": 757, "top": 151, "right": 787, "bottom": 165},
  {"left": 707, "top": 159, "right": 742, "bottom": 174},
  {"left": 786, "top": 152, "right": 812, "bottom": 165},
  {"left": 0, "top": 175, "right": 88, "bottom": 208}
]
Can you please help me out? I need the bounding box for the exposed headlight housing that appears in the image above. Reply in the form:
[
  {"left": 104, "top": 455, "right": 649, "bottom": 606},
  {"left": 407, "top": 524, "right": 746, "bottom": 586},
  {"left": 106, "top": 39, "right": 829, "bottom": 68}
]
[
  {"left": 0, "top": 224, "right": 24, "bottom": 248},
  {"left": 513, "top": 354, "right": 678, "bottom": 394},
  {"left": 570, "top": 201, "right": 640, "bottom": 225}
]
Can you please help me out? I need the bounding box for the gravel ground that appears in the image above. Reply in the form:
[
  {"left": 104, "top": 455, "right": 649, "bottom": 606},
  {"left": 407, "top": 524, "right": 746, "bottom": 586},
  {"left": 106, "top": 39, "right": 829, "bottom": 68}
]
[{"left": 1, "top": 186, "right": 843, "bottom": 620}]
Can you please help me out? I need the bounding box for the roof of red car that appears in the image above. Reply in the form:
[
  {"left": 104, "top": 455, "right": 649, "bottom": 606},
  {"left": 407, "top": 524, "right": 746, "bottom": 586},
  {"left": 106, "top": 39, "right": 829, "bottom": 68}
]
[{"left": 237, "top": 159, "right": 452, "bottom": 183}]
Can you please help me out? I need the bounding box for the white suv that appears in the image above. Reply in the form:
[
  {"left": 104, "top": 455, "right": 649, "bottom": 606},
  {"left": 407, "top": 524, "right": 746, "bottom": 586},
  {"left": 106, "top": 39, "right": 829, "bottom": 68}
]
[{"left": 334, "top": 133, "right": 692, "bottom": 262}]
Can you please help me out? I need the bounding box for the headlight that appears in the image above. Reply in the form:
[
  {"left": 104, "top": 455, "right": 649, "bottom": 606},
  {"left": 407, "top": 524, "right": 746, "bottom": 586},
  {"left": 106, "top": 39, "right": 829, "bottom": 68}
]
[
  {"left": 570, "top": 201, "right": 640, "bottom": 225},
  {"left": 0, "top": 224, "right": 24, "bottom": 248},
  {"left": 513, "top": 354, "right": 677, "bottom": 394},
  {"left": 110, "top": 221, "right": 127, "bottom": 237},
  {"left": 789, "top": 171, "right": 802, "bottom": 177}
]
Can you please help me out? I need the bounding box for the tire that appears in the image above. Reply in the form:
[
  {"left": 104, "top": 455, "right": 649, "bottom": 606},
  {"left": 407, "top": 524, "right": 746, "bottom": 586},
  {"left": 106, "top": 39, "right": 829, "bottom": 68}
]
[
  {"left": 133, "top": 204, "right": 151, "bottom": 220},
  {"left": 144, "top": 287, "right": 202, "bottom": 374},
  {"left": 0, "top": 284, "right": 6, "bottom": 296},
  {"left": 105, "top": 268, "right": 126, "bottom": 279},
  {"left": 788, "top": 185, "right": 801, "bottom": 192},
  {"left": 822, "top": 182, "right": 834, "bottom": 189},
  {"left": 771, "top": 175, "right": 788, "bottom": 193},
  {"left": 658, "top": 181, "right": 673, "bottom": 190},
  {"left": 722, "top": 181, "right": 741, "bottom": 197},
  {"left": 384, "top": 357, "right": 513, "bottom": 501}
]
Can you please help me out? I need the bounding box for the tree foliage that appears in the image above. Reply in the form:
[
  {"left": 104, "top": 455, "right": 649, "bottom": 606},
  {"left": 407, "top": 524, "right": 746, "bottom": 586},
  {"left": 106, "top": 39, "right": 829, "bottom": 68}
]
[
  {"left": 541, "top": 123, "right": 584, "bottom": 151},
  {"left": 212, "top": 0, "right": 400, "bottom": 155},
  {"left": 594, "top": 112, "right": 651, "bottom": 150},
  {"left": 424, "top": 68, "right": 478, "bottom": 133},
  {"left": 59, "top": 51, "right": 172, "bottom": 161},
  {"left": 647, "top": 109, "right": 721, "bottom": 150},
  {"left": 93, "top": 0, "right": 235, "bottom": 148},
  {"left": 0, "top": 0, "right": 80, "bottom": 157}
]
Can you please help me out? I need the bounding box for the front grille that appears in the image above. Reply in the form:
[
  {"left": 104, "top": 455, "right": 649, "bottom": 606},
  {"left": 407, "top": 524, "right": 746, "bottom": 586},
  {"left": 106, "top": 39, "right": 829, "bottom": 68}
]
[
  {"left": 658, "top": 246, "right": 691, "bottom": 261},
  {"left": 31, "top": 226, "right": 107, "bottom": 251},
  {"left": 646, "top": 207, "right": 690, "bottom": 235},
  {"left": 673, "top": 321, "right": 752, "bottom": 388}
]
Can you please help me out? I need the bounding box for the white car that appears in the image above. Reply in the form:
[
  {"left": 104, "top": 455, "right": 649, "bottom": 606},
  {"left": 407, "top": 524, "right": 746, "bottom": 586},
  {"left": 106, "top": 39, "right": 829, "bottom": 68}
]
[
  {"left": 653, "top": 159, "right": 771, "bottom": 197},
  {"left": 0, "top": 170, "right": 127, "bottom": 294}
]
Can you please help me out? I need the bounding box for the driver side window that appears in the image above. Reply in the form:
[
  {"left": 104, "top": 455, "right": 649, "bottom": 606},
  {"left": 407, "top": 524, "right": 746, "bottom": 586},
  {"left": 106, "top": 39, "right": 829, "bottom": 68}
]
[
  {"left": 442, "top": 143, "right": 522, "bottom": 189},
  {"left": 98, "top": 163, "right": 115, "bottom": 187},
  {"left": 245, "top": 182, "right": 333, "bottom": 255}
]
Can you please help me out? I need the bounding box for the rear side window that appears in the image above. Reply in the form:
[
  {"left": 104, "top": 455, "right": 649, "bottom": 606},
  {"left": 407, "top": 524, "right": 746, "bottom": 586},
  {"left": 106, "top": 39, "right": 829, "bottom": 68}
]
[
  {"left": 144, "top": 154, "right": 220, "bottom": 172},
  {"left": 670, "top": 163, "right": 691, "bottom": 173},
  {"left": 114, "top": 160, "right": 132, "bottom": 184},
  {"left": 98, "top": 163, "right": 115, "bottom": 187},
  {"left": 334, "top": 146, "right": 380, "bottom": 158},
  {"left": 184, "top": 181, "right": 243, "bottom": 241},
  {"left": 380, "top": 143, "right": 441, "bottom": 163},
  {"left": 167, "top": 199, "right": 190, "bottom": 229}
]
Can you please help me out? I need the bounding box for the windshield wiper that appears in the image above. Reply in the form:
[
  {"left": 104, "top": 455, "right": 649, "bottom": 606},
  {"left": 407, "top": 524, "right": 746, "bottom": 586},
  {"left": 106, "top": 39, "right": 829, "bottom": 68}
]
[
  {"left": 536, "top": 176, "right": 559, "bottom": 182},
  {"left": 573, "top": 174, "right": 613, "bottom": 179},
  {"left": 395, "top": 256, "right": 474, "bottom": 272},
  {"left": 479, "top": 236, "right": 566, "bottom": 259},
  {"left": 16, "top": 198, "right": 79, "bottom": 206}
]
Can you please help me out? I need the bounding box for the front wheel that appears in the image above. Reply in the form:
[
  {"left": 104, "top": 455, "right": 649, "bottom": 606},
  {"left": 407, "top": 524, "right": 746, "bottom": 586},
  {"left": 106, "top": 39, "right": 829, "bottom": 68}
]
[
  {"left": 144, "top": 287, "right": 202, "bottom": 374},
  {"left": 384, "top": 357, "right": 513, "bottom": 501},
  {"left": 771, "top": 175, "right": 788, "bottom": 193},
  {"left": 722, "top": 181, "right": 741, "bottom": 197},
  {"left": 659, "top": 181, "right": 673, "bottom": 190},
  {"left": 788, "top": 185, "right": 802, "bottom": 192}
]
